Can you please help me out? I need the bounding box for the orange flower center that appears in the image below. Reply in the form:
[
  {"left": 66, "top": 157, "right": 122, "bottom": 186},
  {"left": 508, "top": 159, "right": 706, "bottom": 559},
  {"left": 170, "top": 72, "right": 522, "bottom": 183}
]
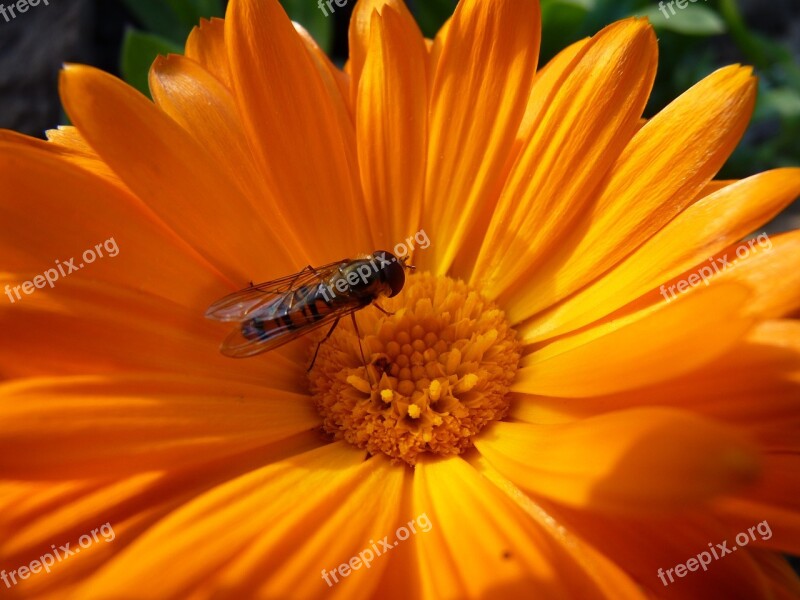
[{"left": 308, "top": 273, "right": 521, "bottom": 465}]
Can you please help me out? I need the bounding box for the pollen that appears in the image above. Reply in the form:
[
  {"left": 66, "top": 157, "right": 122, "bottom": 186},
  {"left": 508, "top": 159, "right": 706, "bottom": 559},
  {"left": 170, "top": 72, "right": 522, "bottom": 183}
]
[{"left": 308, "top": 273, "right": 521, "bottom": 465}]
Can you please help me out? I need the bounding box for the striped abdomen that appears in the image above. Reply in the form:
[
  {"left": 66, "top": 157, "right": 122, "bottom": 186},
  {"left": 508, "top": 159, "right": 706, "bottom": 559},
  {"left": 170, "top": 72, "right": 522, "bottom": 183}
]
[{"left": 240, "top": 283, "right": 334, "bottom": 341}]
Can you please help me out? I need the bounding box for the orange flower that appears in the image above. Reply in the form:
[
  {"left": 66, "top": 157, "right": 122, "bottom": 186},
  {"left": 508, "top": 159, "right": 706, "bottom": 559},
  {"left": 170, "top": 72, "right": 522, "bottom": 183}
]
[{"left": 1, "top": 0, "right": 799, "bottom": 597}]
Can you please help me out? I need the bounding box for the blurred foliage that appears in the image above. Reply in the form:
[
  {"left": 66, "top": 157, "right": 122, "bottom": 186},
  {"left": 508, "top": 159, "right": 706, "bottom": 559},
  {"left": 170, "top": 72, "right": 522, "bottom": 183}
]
[
  {"left": 118, "top": 0, "right": 799, "bottom": 178},
  {"left": 120, "top": 31, "right": 183, "bottom": 97},
  {"left": 118, "top": 0, "right": 224, "bottom": 96},
  {"left": 279, "top": 0, "right": 334, "bottom": 54}
]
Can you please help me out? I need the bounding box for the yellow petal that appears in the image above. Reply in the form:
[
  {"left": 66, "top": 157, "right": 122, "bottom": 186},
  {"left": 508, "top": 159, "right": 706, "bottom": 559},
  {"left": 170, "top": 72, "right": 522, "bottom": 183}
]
[
  {"left": 507, "top": 64, "right": 757, "bottom": 319},
  {"left": 185, "top": 17, "right": 231, "bottom": 88},
  {"left": 514, "top": 37, "right": 589, "bottom": 150},
  {"left": 294, "top": 21, "right": 352, "bottom": 124},
  {"left": 348, "top": 0, "right": 419, "bottom": 104},
  {"left": 700, "top": 230, "right": 800, "bottom": 319},
  {"left": 0, "top": 375, "right": 320, "bottom": 478},
  {"left": 475, "top": 408, "right": 761, "bottom": 514},
  {"left": 59, "top": 64, "right": 291, "bottom": 283},
  {"left": 467, "top": 453, "right": 647, "bottom": 599},
  {"left": 0, "top": 126, "right": 121, "bottom": 186},
  {"left": 510, "top": 320, "right": 800, "bottom": 451},
  {"left": 226, "top": 0, "right": 370, "bottom": 262},
  {"left": 412, "top": 456, "right": 636, "bottom": 598},
  {"left": 357, "top": 5, "right": 428, "bottom": 249},
  {"left": 471, "top": 19, "right": 657, "bottom": 291},
  {"left": 419, "top": 0, "right": 541, "bottom": 276},
  {"left": 75, "top": 444, "right": 381, "bottom": 599},
  {"left": 0, "top": 275, "right": 300, "bottom": 386},
  {"left": 538, "top": 501, "right": 773, "bottom": 598},
  {"left": 520, "top": 168, "right": 800, "bottom": 342},
  {"left": 0, "top": 142, "right": 231, "bottom": 306},
  {"left": 514, "top": 283, "right": 754, "bottom": 397},
  {"left": 218, "top": 456, "right": 407, "bottom": 599},
  {"left": 715, "top": 452, "right": 800, "bottom": 555}
]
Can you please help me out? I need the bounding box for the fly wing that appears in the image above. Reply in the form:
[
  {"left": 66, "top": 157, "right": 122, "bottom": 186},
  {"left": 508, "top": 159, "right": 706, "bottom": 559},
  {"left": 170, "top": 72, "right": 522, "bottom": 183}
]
[
  {"left": 205, "top": 260, "right": 346, "bottom": 322},
  {"left": 218, "top": 302, "right": 363, "bottom": 358}
]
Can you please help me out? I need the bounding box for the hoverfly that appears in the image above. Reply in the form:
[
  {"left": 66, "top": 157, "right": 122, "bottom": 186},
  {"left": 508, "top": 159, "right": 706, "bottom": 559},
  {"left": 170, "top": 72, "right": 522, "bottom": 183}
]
[{"left": 205, "top": 250, "right": 412, "bottom": 368}]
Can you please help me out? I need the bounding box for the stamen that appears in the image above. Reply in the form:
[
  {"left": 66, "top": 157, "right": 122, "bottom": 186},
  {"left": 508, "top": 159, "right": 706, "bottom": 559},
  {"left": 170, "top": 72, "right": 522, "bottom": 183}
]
[{"left": 309, "top": 273, "right": 521, "bottom": 465}]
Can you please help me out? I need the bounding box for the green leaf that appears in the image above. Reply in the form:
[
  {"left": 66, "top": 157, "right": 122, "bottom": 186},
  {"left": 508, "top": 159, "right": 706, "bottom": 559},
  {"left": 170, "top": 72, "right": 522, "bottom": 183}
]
[
  {"left": 761, "top": 88, "right": 800, "bottom": 120},
  {"left": 279, "top": 0, "right": 334, "bottom": 55},
  {"left": 188, "top": 0, "right": 225, "bottom": 20},
  {"left": 540, "top": 0, "right": 590, "bottom": 62},
  {"left": 120, "top": 30, "right": 183, "bottom": 98},
  {"left": 165, "top": 0, "right": 225, "bottom": 27},
  {"left": 120, "top": 0, "right": 225, "bottom": 44},
  {"left": 635, "top": 4, "right": 726, "bottom": 36},
  {"left": 719, "top": 0, "right": 798, "bottom": 77},
  {"left": 120, "top": 0, "right": 187, "bottom": 42},
  {"left": 412, "top": 0, "right": 456, "bottom": 39},
  {"left": 548, "top": 0, "right": 596, "bottom": 9}
]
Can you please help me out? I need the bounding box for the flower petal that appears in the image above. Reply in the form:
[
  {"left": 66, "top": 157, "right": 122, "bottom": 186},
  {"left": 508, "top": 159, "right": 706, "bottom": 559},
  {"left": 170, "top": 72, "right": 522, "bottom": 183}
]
[
  {"left": 471, "top": 19, "right": 657, "bottom": 290},
  {"left": 0, "top": 432, "right": 324, "bottom": 596},
  {"left": 419, "top": 0, "right": 541, "bottom": 276},
  {"left": 215, "top": 455, "right": 407, "bottom": 599},
  {"left": 348, "top": 0, "right": 419, "bottom": 103},
  {"left": 508, "top": 64, "right": 757, "bottom": 319},
  {"left": 147, "top": 53, "right": 300, "bottom": 269},
  {"left": 226, "top": 0, "right": 370, "bottom": 261},
  {"left": 749, "top": 550, "right": 800, "bottom": 600},
  {"left": 75, "top": 444, "right": 390, "bottom": 599},
  {"left": 514, "top": 283, "right": 754, "bottom": 397},
  {"left": 0, "top": 375, "right": 320, "bottom": 478},
  {"left": 185, "top": 17, "right": 231, "bottom": 88},
  {"left": 699, "top": 230, "right": 800, "bottom": 319},
  {"left": 467, "top": 453, "right": 647, "bottom": 599},
  {"left": 0, "top": 127, "right": 121, "bottom": 186},
  {"left": 357, "top": 5, "right": 428, "bottom": 249},
  {"left": 475, "top": 408, "right": 761, "bottom": 514},
  {"left": 541, "top": 501, "right": 773, "bottom": 598},
  {"left": 514, "top": 37, "right": 589, "bottom": 150},
  {"left": 0, "top": 142, "right": 230, "bottom": 307},
  {"left": 294, "top": 21, "right": 352, "bottom": 123},
  {"left": 59, "top": 64, "right": 290, "bottom": 283},
  {"left": 412, "top": 456, "right": 635, "bottom": 598},
  {"left": 0, "top": 275, "right": 301, "bottom": 386},
  {"left": 513, "top": 320, "right": 800, "bottom": 424},
  {"left": 715, "top": 453, "right": 800, "bottom": 555},
  {"left": 520, "top": 168, "right": 800, "bottom": 342}
]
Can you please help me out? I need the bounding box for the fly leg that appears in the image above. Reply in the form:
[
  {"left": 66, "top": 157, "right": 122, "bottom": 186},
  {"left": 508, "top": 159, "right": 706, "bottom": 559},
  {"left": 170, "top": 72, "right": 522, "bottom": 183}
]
[
  {"left": 307, "top": 317, "right": 340, "bottom": 372},
  {"left": 350, "top": 312, "right": 374, "bottom": 386},
  {"left": 373, "top": 302, "right": 395, "bottom": 317}
]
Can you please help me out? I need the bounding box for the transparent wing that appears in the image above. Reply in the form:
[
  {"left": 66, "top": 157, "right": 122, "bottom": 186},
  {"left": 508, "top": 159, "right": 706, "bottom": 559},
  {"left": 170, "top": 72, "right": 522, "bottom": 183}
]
[
  {"left": 205, "top": 260, "right": 346, "bottom": 322},
  {"left": 219, "top": 302, "right": 363, "bottom": 358}
]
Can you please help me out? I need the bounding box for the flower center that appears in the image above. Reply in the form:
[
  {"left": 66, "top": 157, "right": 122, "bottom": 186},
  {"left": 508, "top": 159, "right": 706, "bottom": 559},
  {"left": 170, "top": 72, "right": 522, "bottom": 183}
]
[{"left": 308, "top": 273, "right": 521, "bottom": 465}]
